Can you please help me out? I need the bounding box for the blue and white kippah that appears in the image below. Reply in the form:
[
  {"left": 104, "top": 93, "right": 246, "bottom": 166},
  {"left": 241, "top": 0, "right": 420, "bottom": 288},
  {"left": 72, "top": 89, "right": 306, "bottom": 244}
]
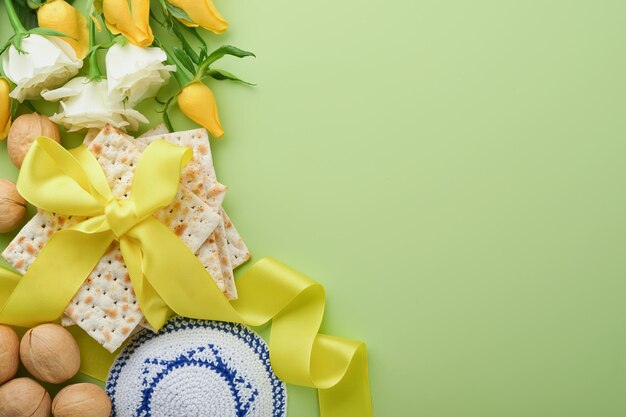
[{"left": 106, "top": 317, "right": 287, "bottom": 417}]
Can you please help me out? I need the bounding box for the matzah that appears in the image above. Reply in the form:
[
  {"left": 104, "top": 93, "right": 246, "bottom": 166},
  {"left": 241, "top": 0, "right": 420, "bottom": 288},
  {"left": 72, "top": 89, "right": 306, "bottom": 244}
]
[
  {"left": 2, "top": 126, "right": 220, "bottom": 351},
  {"left": 139, "top": 126, "right": 251, "bottom": 268},
  {"left": 135, "top": 130, "right": 229, "bottom": 294},
  {"left": 138, "top": 123, "right": 169, "bottom": 138},
  {"left": 222, "top": 208, "right": 251, "bottom": 268},
  {"left": 137, "top": 129, "right": 247, "bottom": 299}
]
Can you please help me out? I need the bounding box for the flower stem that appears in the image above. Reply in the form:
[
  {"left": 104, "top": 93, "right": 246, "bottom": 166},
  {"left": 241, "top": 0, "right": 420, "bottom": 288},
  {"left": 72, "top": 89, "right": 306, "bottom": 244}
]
[
  {"left": 167, "top": 53, "right": 190, "bottom": 87},
  {"left": 3, "top": 0, "right": 26, "bottom": 34},
  {"left": 193, "top": 60, "right": 211, "bottom": 83},
  {"left": 87, "top": 14, "right": 103, "bottom": 80}
]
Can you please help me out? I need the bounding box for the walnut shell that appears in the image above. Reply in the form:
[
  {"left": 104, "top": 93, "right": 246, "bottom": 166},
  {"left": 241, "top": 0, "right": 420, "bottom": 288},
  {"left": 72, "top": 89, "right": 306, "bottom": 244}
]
[
  {"left": 0, "top": 179, "right": 26, "bottom": 233},
  {"left": 20, "top": 323, "right": 81, "bottom": 384},
  {"left": 52, "top": 383, "right": 111, "bottom": 417},
  {"left": 7, "top": 113, "right": 60, "bottom": 168},
  {"left": 0, "top": 377, "right": 51, "bottom": 417},
  {"left": 0, "top": 325, "right": 19, "bottom": 384}
]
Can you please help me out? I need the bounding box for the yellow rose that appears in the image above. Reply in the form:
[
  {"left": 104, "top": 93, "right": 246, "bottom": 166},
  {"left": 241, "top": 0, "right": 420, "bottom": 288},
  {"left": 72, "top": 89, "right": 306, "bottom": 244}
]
[
  {"left": 37, "top": 0, "right": 89, "bottom": 59},
  {"left": 178, "top": 82, "right": 224, "bottom": 138},
  {"left": 0, "top": 79, "right": 10, "bottom": 141},
  {"left": 166, "top": 0, "right": 228, "bottom": 34},
  {"left": 103, "top": 0, "right": 153, "bottom": 47}
]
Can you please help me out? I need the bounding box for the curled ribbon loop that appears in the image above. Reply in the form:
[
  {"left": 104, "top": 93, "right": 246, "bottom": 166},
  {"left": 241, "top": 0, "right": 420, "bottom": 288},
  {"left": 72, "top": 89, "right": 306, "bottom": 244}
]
[{"left": 0, "top": 137, "right": 373, "bottom": 417}]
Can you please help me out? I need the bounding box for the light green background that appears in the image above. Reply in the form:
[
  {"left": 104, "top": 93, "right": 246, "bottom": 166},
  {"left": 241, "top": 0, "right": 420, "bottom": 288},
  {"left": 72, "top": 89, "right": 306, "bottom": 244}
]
[{"left": 2, "top": 0, "right": 626, "bottom": 416}]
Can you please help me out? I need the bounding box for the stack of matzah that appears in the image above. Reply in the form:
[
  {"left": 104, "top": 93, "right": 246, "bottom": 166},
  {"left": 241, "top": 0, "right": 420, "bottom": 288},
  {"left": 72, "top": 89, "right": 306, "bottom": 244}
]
[{"left": 1, "top": 125, "right": 250, "bottom": 352}]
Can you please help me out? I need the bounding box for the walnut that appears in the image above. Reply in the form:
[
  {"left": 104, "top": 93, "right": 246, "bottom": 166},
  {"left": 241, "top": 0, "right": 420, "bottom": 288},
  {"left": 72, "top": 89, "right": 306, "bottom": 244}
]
[
  {"left": 7, "top": 113, "right": 60, "bottom": 168},
  {"left": 0, "top": 377, "right": 51, "bottom": 417},
  {"left": 52, "top": 383, "right": 112, "bottom": 417},
  {"left": 20, "top": 323, "right": 81, "bottom": 384},
  {"left": 0, "top": 179, "right": 26, "bottom": 233}
]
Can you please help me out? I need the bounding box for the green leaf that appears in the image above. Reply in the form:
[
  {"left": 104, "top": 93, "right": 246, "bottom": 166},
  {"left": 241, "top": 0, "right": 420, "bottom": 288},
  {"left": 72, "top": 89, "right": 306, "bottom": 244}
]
[
  {"left": 204, "top": 69, "right": 255, "bottom": 86},
  {"left": 172, "top": 23, "right": 200, "bottom": 65},
  {"left": 182, "top": 39, "right": 200, "bottom": 66},
  {"left": 165, "top": 2, "right": 192, "bottom": 22},
  {"left": 198, "top": 46, "right": 208, "bottom": 63},
  {"left": 202, "top": 45, "right": 256, "bottom": 68},
  {"left": 173, "top": 47, "right": 196, "bottom": 75},
  {"left": 29, "top": 27, "right": 77, "bottom": 40}
]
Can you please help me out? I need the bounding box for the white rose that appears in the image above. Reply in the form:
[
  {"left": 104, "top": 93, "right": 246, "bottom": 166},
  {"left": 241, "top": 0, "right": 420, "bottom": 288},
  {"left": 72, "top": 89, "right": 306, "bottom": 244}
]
[
  {"left": 42, "top": 77, "right": 149, "bottom": 132},
  {"left": 2, "top": 34, "right": 83, "bottom": 102},
  {"left": 105, "top": 43, "right": 176, "bottom": 106}
]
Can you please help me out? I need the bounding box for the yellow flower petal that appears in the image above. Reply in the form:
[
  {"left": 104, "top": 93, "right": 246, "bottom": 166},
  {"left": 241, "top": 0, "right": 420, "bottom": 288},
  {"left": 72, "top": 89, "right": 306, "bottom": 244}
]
[
  {"left": 37, "top": 0, "right": 89, "bottom": 59},
  {"left": 103, "top": 0, "right": 153, "bottom": 47},
  {"left": 167, "top": 0, "right": 228, "bottom": 34},
  {"left": 0, "top": 79, "right": 10, "bottom": 141},
  {"left": 178, "top": 82, "right": 224, "bottom": 138}
]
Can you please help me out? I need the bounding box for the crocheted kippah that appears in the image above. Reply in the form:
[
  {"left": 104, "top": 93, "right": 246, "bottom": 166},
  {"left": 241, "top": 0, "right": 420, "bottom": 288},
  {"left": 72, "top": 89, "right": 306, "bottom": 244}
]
[{"left": 106, "top": 317, "right": 287, "bottom": 417}]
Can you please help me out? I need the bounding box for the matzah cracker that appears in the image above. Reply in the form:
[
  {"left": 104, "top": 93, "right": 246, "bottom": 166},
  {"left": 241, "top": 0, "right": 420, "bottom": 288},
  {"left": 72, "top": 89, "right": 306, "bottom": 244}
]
[
  {"left": 222, "top": 208, "right": 251, "bottom": 268},
  {"left": 2, "top": 211, "right": 83, "bottom": 273},
  {"left": 83, "top": 123, "right": 166, "bottom": 146},
  {"left": 138, "top": 123, "right": 169, "bottom": 138},
  {"left": 138, "top": 128, "right": 249, "bottom": 267},
  {"left": 135, "top": 131, "right": 230, "bottom": 296},
  {"left": 3, "top": 126, "right": 220, "bottom": 351},
  {"left": 136, "top": 123, "right": 216, "bottom": 324},
  {"left": 213, "top": 220, "right": 237, "bottom": 299},
  {"left": 196, "top": 234, "right": 225, "bottom": 293},
  {"left": 138, "top": 129, "right": 241, "bottom": 298},
  {"left": 138, "top": 129, "right": 253, "bottom": 298}
]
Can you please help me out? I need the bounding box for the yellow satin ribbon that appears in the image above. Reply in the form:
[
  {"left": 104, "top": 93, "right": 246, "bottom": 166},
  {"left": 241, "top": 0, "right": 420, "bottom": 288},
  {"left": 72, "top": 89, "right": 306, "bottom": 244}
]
[{"left": 0, "top": 137, "right": 372, "bottom": 417}]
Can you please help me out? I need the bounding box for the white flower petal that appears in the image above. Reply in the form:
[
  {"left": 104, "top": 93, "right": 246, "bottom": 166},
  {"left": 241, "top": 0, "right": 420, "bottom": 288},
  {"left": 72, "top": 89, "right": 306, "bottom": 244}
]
[
  {"left": 47, "top": 78, "right": 148, "bottom": 132},
  {"left": 2, "top": 35, "right": 83, "bottom": 102},
  {"left": 105, "top": 43, "right": 174, "bottom": 106},
  {"left": 42, "top": 76, "right": 91, "bottom": 101}
]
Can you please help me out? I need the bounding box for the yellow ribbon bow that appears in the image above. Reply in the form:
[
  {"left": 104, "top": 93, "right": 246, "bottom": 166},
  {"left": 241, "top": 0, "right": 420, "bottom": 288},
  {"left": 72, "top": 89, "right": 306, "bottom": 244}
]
[
  {"left": 0, "top": 137, "right": 238, "bottom": 329},
  {"left": 0, "top": 137, "right": 373, "bottom": 417}
]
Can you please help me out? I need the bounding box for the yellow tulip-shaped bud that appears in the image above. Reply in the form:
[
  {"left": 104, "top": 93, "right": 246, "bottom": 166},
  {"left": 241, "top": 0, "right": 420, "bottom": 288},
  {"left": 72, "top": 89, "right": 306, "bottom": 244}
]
[
  {"left": 103, "top": 0, "right": 153, "bottom": 47},
  {"left": 37, "top": 0, "right": 89, "bottom": 59},
  {"left": 178, "top": 82, "right": 224, "bottom": 138},
  {"left": 0, "top": 79, "right": 10, "bottom": 141},
  {"left": 166, "top": 0, "right": 228, "bottom": 34}
]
